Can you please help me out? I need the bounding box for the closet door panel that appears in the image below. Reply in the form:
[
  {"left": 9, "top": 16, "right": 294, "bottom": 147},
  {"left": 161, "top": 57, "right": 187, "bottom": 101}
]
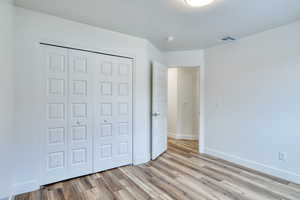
[
  {"left": 42, "top": 46, "right": 69, "bottom": 185},
  {"left": 94, "top": 55, "right": 133, "bottom": 172},
  {"left": 68, "top": 50, "right": 94, "bottom": 178},
  {"left": 42, "top": 45, "right": 132, "bottom": 184}
]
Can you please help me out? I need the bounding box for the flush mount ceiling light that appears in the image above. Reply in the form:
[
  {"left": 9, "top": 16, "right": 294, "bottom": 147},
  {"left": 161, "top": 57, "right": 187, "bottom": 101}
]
[
  {"left": 185, "top": 0, "right": 215, "bottom": 7},
  {"left": 167, "top": 36, "right": 175, "bottom": 42}
]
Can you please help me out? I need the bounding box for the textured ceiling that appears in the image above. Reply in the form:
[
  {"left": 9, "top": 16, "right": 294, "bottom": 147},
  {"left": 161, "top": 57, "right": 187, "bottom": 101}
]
[{"left": 15, "top": 0, "right": 300, "bottom": 51}]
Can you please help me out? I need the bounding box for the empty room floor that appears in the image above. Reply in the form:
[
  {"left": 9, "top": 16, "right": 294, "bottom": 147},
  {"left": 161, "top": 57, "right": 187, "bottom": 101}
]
[{"left": 16, "top": 139, "right": 300, "bottom": 200}]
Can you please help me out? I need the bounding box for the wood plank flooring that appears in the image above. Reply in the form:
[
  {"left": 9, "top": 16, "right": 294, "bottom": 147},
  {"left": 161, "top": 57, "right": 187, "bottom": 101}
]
[
  {"left": 16, "top": 138, "right": 300, "bottom": 200},
  {"left": 168, "top": 138, "right": 198, "bottom": 153}
]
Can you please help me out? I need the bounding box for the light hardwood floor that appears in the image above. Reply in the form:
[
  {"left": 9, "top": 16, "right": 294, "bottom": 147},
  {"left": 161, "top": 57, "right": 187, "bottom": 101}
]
[{"left": 16, "top": 138, "right": 300, "bottom": 200}]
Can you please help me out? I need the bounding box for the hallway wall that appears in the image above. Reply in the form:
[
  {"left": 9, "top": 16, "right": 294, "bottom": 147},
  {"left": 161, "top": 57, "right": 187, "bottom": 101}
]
[
  {"left": 167, "top": 68, "right": 178, "bottom": 136},
  {"left": 168, "top": 68, "right": 199, "bottom": 140}
]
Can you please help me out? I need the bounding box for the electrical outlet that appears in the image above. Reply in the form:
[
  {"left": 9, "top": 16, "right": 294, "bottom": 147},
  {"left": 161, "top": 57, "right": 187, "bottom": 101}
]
[{"left": 278, "top": 152, "right": 287, "bottom": 161}]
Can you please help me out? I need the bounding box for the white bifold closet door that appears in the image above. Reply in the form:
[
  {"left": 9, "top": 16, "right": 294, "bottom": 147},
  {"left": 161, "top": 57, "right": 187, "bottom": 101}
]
[
  {"left": 68, "top": 49, "right": 94, "bottom": 178},
  {"left": 93, "top": 55, "right": 133, "bottom": 172},
  {"left": 42, "top": 45, "right": 132, "bottom": 185}
]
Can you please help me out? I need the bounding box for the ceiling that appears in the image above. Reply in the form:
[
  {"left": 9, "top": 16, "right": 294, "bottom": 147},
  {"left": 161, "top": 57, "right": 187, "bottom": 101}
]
[{"left": 14, "top": 0, "right": 300, "bottom": 51}]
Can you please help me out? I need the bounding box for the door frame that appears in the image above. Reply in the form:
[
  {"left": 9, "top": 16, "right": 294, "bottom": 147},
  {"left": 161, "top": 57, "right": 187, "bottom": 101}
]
[
  {"left": 167, "top": 65, "right": 205, "bottom": 154},
  {"left": 37, "top": 39, "right": 136, "bottom": 186}
]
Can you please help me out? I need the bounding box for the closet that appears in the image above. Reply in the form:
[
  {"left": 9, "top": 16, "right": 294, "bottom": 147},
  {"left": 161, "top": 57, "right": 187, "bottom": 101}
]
[{"left": 42, "top": 45, "right": 133, "bottom": 185}]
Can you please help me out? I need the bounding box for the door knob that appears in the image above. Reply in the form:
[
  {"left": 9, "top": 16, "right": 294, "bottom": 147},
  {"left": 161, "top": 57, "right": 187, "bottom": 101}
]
[
  {"left": 76, "top": 121, "right": 80, "bottom": 125},
  {"left": 152, "top": 112, "right": 160, "bottom": 117}
]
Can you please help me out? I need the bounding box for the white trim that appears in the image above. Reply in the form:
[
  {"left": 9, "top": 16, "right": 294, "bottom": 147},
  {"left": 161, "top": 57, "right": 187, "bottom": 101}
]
[
  {"left": 13, "top": 180, "right": 39, "bottom": 196},
  {"left": 205, "top": 148, "right": 300, "bottom": 184},
  {"left": 167, "top": 132, "right": 177, "bottom": 139},
  {"left": 175, "top": 135, "right": 198, "bottom": 140},
  {"left": 168, "top": 133, "right": 198, "bottom": 140},
  {"left": 199, "top": 55, "right": 205, "bottom": 153}
]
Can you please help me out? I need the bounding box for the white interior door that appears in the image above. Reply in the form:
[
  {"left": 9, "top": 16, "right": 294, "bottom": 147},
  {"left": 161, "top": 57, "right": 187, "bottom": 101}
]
[
  {"left": 42, "top": 45, "right": 69, "bottom": 184},
  {"left": 42, "top": 46, "right": 95, "bottom": 185},
  {"left": 67, "top": 49, "right": 94, "bottom": 178},
  {"left": 151, "top": 62, "right": 168, "bottom": 160},
  {"left": 93, "top": 54, "right": 133, "bottom": 172}
]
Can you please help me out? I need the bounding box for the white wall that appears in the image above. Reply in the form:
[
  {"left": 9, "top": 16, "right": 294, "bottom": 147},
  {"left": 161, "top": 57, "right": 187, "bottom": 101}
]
[
  {"left": 164, "top": 50, "right": 204, "bottom": 67},
  {"left": 177, "top": 68, "right": 199, "bottom": 140},
  {"left": 204, "top": 21, "right": 300, "bottom": 183},
  {"left": 14, "top": 7, "right": 163, "bottom": 194},
  {"left": 167, "top": 68, "right": 178, "bottom": 136},
  {"left": 0, "top": 0, "right": 15, "bottom": 198}
]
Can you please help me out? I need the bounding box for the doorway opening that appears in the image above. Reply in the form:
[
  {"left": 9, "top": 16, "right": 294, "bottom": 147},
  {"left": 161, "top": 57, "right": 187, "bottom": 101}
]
[{"left": 167, "top": 67, "right": 200, "bottom": 153}]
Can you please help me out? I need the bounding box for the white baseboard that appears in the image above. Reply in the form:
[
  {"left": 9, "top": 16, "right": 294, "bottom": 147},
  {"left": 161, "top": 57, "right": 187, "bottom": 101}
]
[
  {"left": 13, "top": 180, "right": 39, "bottom": 196},
  {"left": 168, "top": 132, "right": 177, "bottom": 139},
  {"left": 168, "top": 132, "right": 198, "bottom": 140},
  {"left": 205, "top": 148, "right": 300, "bottom": 184},
  {"left": 176, "top": 135, "right": 198, "bottom": 140}
]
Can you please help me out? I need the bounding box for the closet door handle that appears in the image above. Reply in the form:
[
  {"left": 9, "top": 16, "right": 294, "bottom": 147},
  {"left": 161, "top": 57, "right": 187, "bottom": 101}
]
[{"left": 152, "top": 112, "right": 160, "bottom": 117}]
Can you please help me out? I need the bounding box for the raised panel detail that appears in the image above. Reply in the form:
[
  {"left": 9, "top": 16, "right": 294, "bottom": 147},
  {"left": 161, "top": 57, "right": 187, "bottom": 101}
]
[
  {"left": 72, "top": 125, "right": 87, "bottom": 142},
  {"left": 100, "top": 103, "right": 112, "bottom": 116},
  {"left": 48, "top": 152, "right": 65, "bottom": 169},
  {"left": 101, "top": 62, "right": 113, "bottom": 75},
  {"left": 73, "top": 57, "right": 87, "bottom": 73},
  {"left": 100, "top": 144, "right": 112, "bottom": 159},
  {"left": 48, "top": 103, "right": 65, "bottom": 120},
  {"left": 118, "top": 123, "right": 128, "bottom": 135},
  {"left": 48, "top": 128, "right": 65, "bottom": 145},
  {"left": 118, "top": 83, "right": 129, "bottom": 96},
  {"left": 119, "top": 142, "right": 128, "bottom": 155},
  {"left": 72, "top": 148, "right": 87, "bottom": 165},
  {"left": 48, "top": 79, "right": 64, "bottom": 96},
  {"left": 72, "top": 103, "right": 87, "bottom": 118},
  {"left": 118, "top": 103, "right": 128, "bottom": 115},
  {"left": 73, "top": 80, "right": 87, "bottom": 96},
  {"left": 119, "top": 64, "right": 129, "bottom": 76},
  {"left": 100, "top": 82, "right": 112, "bottom": 96},
  {"left": 49, "top": 54, "right": 65, "bottom": 73},
  {"left": 100, "top": 124, "right": 113, "bottom": 137}
]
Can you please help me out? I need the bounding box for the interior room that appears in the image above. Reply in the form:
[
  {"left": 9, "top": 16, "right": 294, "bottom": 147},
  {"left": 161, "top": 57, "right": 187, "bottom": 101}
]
[
  {"left": 1, "top": 0, "right": 300, "bottom": 199},
  {"left": 167, "top": 67, "right": 200, "bottom": 153}
]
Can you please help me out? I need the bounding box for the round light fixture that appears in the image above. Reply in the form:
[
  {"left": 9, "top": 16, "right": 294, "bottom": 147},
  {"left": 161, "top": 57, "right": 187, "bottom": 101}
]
[
  {"left": 167, "top": 36, "right": 175, "bottom": 42},
  {"left": 185, "top": 0, "right": 215, "bottom": 7}
]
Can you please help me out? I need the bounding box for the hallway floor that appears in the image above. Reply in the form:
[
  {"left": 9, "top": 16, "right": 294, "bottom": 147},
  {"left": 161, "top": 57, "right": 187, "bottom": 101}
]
[
  {"left": 16, "top": 139, "right": 300, "bottom": 200},
  {"left": 167, "top": 138, "right": 198, "bottom": 153}
]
